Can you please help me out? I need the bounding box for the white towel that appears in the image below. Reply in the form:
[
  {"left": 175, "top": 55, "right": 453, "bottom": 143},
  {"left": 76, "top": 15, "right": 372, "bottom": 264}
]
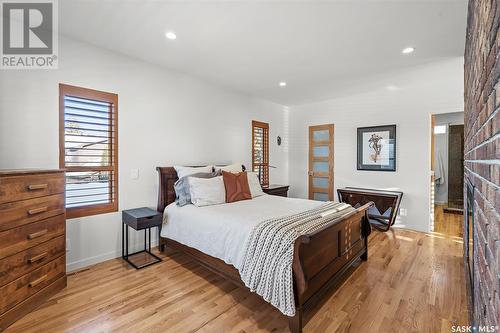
[{"left": 435, "top": 150, "right": 446, "bottom": 186}]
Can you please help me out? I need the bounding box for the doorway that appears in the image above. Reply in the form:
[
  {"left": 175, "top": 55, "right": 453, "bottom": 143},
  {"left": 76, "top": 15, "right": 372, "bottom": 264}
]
[
  {"left": 431, "top": 112, "right": 464, "bottom": 237},
  {"left": 308, "top": 124, "right": 334, "bottom": 201}
]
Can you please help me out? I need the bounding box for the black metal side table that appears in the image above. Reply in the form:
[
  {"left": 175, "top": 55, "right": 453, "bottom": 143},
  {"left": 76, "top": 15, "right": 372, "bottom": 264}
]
[{"left": 122, "top": 207, "right": 163, "bottom": 269}]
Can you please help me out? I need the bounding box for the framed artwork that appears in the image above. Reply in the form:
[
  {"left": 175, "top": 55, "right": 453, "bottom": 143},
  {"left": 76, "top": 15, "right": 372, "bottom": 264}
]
[{"left": 357, "top": 124, "right": 396, "bottom": 171}]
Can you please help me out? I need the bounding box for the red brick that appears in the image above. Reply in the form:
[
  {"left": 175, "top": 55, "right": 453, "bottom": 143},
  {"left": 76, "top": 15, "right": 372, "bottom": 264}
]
[{"left": 465, "top": 0, "right": 500, "bottom": 325}]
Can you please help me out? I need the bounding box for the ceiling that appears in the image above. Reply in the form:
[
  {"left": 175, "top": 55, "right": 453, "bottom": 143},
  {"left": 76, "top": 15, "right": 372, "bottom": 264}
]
[{"left": 60, "top": 0, "right": 468, "bottom": 106}]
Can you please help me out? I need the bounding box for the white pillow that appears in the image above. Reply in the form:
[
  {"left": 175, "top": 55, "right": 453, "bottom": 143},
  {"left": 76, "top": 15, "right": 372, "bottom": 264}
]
[
  {"left": 174, "top": 165, "right": 213, "bottom": 179},
  {"left": 188, "top": 176, "right": 226, "bottom": 207},
  {"left": 216, "top": 163, "right": 243, "bottom": 173},
  {"left": 247, "top": 172, "right": 265, "bottom": 198}
]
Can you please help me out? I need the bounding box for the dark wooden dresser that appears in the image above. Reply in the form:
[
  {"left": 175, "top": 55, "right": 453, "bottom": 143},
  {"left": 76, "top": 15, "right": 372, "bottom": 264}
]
[{"left": 0, "top": 170, "right": 66, "bottom": 330}]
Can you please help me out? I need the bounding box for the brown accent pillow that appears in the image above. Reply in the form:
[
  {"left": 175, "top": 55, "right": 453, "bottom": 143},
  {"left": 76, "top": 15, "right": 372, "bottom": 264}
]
[{"left": 222, "top": 171, "right": 252, "bottom": 203}]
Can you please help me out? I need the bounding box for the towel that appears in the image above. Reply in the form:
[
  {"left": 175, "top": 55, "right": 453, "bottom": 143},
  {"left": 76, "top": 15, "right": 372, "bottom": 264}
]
[{"left": 435, "top": 150, "right": 446, "bottom": 186}]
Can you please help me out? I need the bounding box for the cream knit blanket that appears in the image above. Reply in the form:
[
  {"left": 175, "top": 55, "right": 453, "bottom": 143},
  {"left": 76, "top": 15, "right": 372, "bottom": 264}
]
[{"left": 238, "top": 202, "right": 355, "bottom": 316}]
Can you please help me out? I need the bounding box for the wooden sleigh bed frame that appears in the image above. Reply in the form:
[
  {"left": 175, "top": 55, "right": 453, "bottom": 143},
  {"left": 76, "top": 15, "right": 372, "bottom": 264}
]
[{"left": 156, "top": 166, "right": 372, "bottom": 333}]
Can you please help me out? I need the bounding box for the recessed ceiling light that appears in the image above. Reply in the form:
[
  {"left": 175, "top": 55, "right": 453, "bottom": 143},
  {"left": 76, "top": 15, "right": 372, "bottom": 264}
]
[
  {"left": 165, "top": 31, "right": 177, "bottom": 40},
  {"left": 386, "top": 85, "right": 401, "bottom": 91},
  {"left": 402, "top": 47, "right": 415, "bottom": 54},
  {"left": 279, "top": 82, "right": 287, "bottom": 87}
]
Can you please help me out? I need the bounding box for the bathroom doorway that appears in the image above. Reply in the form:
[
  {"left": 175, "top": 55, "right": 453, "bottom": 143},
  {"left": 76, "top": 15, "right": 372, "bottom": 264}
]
[{"left": 431, "top": 111, "right": 464, "bottom": 237}]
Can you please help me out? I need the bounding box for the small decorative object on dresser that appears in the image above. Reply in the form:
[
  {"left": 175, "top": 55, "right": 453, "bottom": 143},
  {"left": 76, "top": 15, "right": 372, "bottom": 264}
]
[
  {"left": 0, "top": 169, "right": 67, "bottom": 331},
  {"left": 122, "top": 207, "right": 162, "bottom": 269},
  {"left": 262, "top": 184, "right": 289, "bottom": 197}
]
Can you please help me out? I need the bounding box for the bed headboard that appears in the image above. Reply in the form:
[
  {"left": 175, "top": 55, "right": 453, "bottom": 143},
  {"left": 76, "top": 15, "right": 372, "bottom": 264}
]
[
  {"left": 156, "top": 167, "right": 178, "bottom": 213},
  {"left": 156, "top": 165, "right": 246, "bottom": 213}
]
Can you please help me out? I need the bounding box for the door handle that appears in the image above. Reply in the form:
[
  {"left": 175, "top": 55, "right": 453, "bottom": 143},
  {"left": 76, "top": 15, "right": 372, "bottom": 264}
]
[{"left": 308, "top": 171, "right": 313, "bottom": 176}]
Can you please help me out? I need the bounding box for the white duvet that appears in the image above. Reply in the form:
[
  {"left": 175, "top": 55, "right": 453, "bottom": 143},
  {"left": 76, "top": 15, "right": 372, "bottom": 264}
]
[{"left": 161, "top": 194, "right": 323, "bottom": 270}]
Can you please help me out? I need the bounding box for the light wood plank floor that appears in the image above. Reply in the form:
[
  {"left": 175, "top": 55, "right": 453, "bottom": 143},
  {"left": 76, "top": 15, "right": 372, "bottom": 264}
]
[
  {"left": 434, "top": 204, "right": 464, "bottom": 239},
  {"left": 6, "top": 228, "right": 468, "bottom": 333}
]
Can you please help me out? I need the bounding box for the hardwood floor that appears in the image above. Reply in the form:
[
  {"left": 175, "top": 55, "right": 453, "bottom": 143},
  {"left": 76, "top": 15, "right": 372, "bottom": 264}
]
[
  {"left": 5, "top": 228, "right": 468, "bottom": 333},
  {"left": 434, "top": 204, "right": 464, "bottom": 239}
]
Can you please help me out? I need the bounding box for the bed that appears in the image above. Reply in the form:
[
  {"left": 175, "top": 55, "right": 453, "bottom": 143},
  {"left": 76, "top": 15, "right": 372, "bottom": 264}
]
[{"left": 156, "top": 166, "right": 372, "bottom": 333}]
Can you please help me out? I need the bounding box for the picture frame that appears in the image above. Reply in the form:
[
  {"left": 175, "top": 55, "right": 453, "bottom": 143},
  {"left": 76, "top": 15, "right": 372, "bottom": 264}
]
[{"left": 357, "top": 124, "right": 396, "bottom": 171}]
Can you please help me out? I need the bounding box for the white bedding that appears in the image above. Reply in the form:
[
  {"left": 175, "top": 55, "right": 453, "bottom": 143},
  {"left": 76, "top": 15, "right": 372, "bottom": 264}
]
[{"left": 161, "top": 194, "right": 323, "bottom": 269}]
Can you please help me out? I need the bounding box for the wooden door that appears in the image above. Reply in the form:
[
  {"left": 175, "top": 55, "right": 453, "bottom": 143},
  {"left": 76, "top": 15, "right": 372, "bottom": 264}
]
[{"left": 309, "top": 124, "right": 334, "bottom": 201}]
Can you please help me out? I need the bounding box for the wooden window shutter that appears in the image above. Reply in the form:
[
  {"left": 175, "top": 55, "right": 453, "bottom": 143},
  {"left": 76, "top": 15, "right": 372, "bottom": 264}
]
[
  {"left": 252, "top": 120, "right": 269, "bottom": 186},
  {"left": 59, "top": 84, "right": 118, "bottom": 219}
]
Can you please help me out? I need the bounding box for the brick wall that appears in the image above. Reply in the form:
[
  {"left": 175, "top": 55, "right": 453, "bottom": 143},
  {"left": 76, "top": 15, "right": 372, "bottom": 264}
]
[{"left": 464, "top": 0, "right": 500, "bottom": 327}]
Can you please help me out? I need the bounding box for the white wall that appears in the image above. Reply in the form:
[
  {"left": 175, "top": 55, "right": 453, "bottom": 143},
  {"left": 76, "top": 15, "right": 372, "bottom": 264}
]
[
  {"left": 0, "top": 37, "right": 289, "bottom": 271},
  {"left": 0, "top": 36, "right": 464, "bottom": 269},
  {"left": 288, "top": 58, "right": 464, "bottom": 232},
  {"left": 433, "top": 112, "right": 464, "bottom": 204}
]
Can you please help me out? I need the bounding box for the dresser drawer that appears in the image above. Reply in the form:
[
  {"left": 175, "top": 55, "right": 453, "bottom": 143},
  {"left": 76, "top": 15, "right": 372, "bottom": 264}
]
[
  {"left": 0, "top": 194, "right": 65, "bottom": 231},
  {"left": 0, "top": 214, "right": 65, "bottom": 260},
  {"left": 0, "top": 172, "right": 64, "bottom": 205},
  {"left": 0, "top": 236, "right": 65, "bottom": 286},
  {"left": 0, "top": 255, "right": 65, "bottom": 314}
]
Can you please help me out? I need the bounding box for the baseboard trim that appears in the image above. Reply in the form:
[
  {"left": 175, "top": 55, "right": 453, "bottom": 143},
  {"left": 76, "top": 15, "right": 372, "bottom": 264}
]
[{"left": 66, "top": 240, "right": 159, "bottom": 272}]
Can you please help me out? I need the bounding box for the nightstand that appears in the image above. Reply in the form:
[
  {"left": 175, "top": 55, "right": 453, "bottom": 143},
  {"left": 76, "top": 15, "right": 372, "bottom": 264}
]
[
  {"left": 262, "top": 184, "right": 289, "bottom": 197},
  {"left": 122, "top": 207, "right": 162, "bottom": 269}
]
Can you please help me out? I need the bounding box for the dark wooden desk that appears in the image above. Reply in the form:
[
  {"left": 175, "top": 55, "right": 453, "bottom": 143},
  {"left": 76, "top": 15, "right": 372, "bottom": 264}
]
[{"left": 337, "top": 187, "right": 403, "bottom": 232}]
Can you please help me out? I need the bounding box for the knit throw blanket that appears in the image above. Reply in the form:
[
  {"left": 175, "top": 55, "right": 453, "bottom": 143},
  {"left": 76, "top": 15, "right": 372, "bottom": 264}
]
[{"left": 238, "top": 202, "right": 356, "bottom": 317}]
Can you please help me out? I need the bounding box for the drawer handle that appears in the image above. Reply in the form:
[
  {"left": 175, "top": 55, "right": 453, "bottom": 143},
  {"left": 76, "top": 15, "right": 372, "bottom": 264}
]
[
  {"left": 28, "top": 252, "right": 47, "bottom": 264},
  {"left": 27, "top": 184, "right": 48, "bottom": 191},
  {"left": 27, "top": 229, "right": 48, "bottom": 240},
  {"left": 28, "top": 275, "right": 47, "bottom": 288},
  {"left": 28, "top": 206, "right": 48, "bottom": 215}
]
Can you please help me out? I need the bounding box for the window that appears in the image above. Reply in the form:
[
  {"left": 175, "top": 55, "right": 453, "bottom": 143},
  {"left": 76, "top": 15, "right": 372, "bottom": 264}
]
[
  {"left": 434, "top": 125, "right": 447, "bottom": 134},
  {"left": 252, "top": 120, "right": 269, "bottom": 186},
  {"left": 59, "top": 84, "right": 118, "bottom": 219}
]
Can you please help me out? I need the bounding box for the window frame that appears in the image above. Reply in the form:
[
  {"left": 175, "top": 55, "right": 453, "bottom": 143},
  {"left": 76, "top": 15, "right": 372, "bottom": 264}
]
[
  {"left": 252, "top": 120, "right": 269, "bottom": 186},
  {"left": 59, "top": 84, "right": 118, "bottom": 219}
]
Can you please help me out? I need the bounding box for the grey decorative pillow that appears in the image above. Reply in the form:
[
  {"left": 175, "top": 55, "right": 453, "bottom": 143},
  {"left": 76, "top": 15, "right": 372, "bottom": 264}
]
[{"left": 174, "top": 171, "right": 220, "bottom": 206}]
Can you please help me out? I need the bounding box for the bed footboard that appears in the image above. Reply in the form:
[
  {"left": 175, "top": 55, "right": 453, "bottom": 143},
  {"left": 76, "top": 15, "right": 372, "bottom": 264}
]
[{"left": 289, "top": 202, "right": 372, "bottom": 333}]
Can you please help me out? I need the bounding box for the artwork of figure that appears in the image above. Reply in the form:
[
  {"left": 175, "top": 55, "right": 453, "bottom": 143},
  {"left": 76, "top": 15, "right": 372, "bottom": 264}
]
[{"left": 368, "top": 133, "right": 383, "bottom": 163}]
